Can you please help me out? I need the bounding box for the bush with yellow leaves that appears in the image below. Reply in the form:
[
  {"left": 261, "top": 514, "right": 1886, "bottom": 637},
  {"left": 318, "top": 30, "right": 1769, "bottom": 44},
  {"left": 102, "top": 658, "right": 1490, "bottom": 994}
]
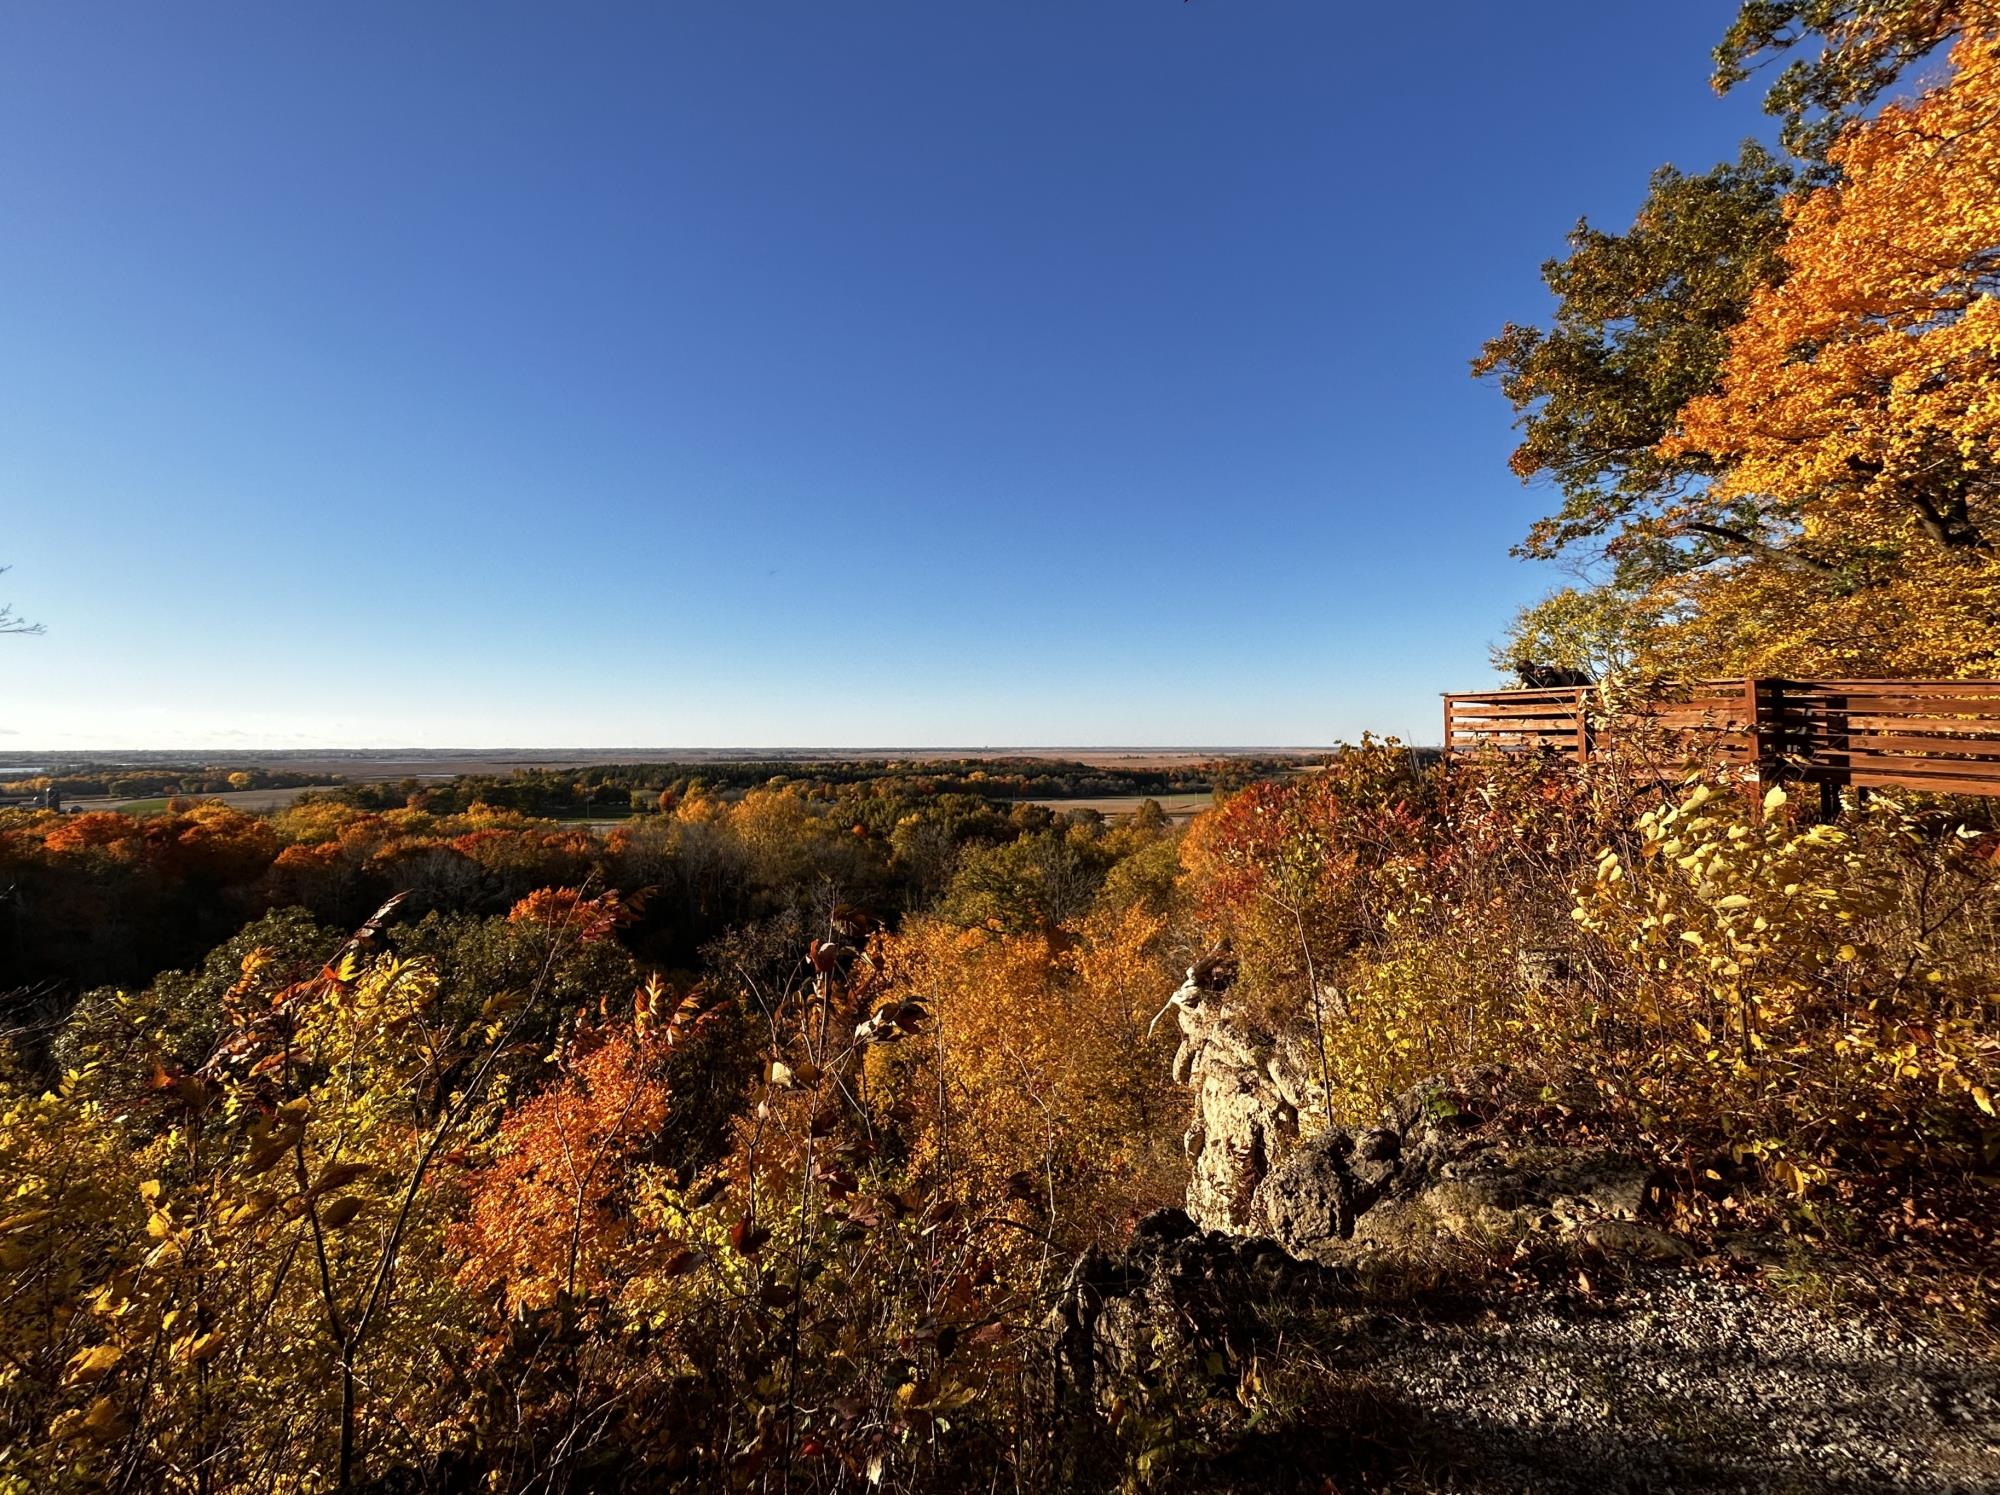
[
  {"left": 1572, "top": 780, "right": 2000, "bottom": 1197},
  {"left": 1179, "top": 745, "right": 1999, "bottom": 1264}
]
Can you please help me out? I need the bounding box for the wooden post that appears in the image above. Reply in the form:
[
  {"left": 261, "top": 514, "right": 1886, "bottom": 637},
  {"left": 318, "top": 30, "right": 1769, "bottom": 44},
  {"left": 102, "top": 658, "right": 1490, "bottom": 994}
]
[
  {"left": 1745, "top": 677, "right": 1771, "bottom": 804},
  {"left": 1442, "top": 696, "right": 1453, "bottom": 760},
  {"left": 1574, "top": 686, "right": 1589, "bottom": 766}
]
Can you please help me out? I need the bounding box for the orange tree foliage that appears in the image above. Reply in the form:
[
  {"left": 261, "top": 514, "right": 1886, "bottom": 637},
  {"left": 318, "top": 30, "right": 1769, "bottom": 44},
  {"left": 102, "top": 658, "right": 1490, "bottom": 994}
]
[
  {"left": 863, "top": 904, "right": 1182, "bottom": 1257},
  {"left": 1177, "top": 742, "right": 1433, "bottom": 1125},
  {"left": 454, "top": 980, "right": 714, "bottom": 1316},
  {"left": 1658, "top": 22, "right": 2000, "bottom": 674}
]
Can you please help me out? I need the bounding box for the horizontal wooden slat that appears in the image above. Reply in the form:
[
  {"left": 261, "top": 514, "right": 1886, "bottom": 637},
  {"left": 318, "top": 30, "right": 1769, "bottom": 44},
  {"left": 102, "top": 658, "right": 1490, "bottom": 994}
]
[
  {"left": 1445, "top": 729, "right": 1580, "bottom": 740},
  {"left": 1444, "top": 691, "right": 1585, "bottom": 705},
  {"left": 1446, "top": 711, "right": 1573, "bottom": 720},
  {"left": 1445, "top": 678, "right": 2000, "bottom": 798},
  {"left": 1785, "top": 693, "right": 2000, "bottom": 710},
  {"left": 1445, "top": 699, "right": 1585, "bottom": 713},
  {"left": 1777, "top": 703, "right": 2000, "bottom": 718},
  {"left": 1805, "top": 733, "right": 2000, "bottom": 759},
  {"left": 1790, "top": 716, "right": 2000, "bottom": 736},
  {"left": 1799, "top": 747, "right": 2000, "bottom": 774},
  {"left": 1842, "top": 768, "right": 2000, "bottom": 796},
  {"left": 1810, "top": 679, "right": 2000, "bottom": 691}
]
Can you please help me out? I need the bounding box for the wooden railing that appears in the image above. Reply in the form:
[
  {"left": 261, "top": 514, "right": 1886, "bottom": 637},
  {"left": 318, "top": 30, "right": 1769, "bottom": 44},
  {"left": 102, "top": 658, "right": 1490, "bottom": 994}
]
[{"left": 1443, "top": 678, "right": 2000, "bottom": 798}]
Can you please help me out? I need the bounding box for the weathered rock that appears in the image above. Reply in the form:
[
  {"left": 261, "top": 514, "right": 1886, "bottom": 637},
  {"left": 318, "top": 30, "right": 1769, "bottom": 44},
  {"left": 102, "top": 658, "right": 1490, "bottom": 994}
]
[
  {"left": 1049, "top": 1208, "right": 1337, "bottom": 1412},
  {"left": 1579, "top": 1219, "right": 1696, "bottom": 1260},
  {"left": 1248, "top": 1125, "right": 1403, "bottom": 1255},
  {"left": 1351, "top": 1142, "right": 1661, "bottom": 1256},
  {"left": 1161, "top": 955, "right": 1681, "bottom": 1266},
  {"left": 1162, "top": 953, "right": 1323, "bottom": 1231}
]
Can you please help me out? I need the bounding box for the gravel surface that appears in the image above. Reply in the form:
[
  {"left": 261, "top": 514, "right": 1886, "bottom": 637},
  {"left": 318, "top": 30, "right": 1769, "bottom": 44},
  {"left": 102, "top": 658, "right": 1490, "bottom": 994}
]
[{"left": 1325, "top": 1271, "right": 2000, "bottom": 1493}]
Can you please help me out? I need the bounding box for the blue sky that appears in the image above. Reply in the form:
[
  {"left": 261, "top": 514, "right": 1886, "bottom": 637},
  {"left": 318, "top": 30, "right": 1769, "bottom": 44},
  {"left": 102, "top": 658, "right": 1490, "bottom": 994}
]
[{"left": 0, "top": 2, "right": 1773, "bottom": 750}]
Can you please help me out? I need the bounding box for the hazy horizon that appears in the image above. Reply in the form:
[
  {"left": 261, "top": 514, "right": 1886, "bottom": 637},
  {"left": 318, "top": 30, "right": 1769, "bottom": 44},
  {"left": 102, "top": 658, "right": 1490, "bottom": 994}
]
[{"left": 0, "top": 742, "right": 1341, "bottom": 762}]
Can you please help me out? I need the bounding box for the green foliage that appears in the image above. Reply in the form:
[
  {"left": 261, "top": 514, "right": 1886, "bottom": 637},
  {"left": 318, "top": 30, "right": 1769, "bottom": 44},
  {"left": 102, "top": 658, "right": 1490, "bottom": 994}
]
[
  {"left": 934, "top": 828, "right": 1115, "bottom": 935},
  {"left": 1473, "top": 143, "right": 1795, "bottom": 581},
  {"left": 1713, "top": 0, "right": 1974, "bottom": 159},
  {"left": 1493, "top": 584, "right": 1653, "bottom": 681},
  {"left": 388, "top": 907, "right": 640, "bottom": 1035},
  {"left": 51, "top": 908, "right": 340, "bottom": 1081}
]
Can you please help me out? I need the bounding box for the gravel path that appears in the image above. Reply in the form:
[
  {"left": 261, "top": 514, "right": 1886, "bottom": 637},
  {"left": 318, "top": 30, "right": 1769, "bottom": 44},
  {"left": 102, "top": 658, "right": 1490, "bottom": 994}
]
[{"left": 1326, "top": 1272, "right": 2000, "bottom": 1493}]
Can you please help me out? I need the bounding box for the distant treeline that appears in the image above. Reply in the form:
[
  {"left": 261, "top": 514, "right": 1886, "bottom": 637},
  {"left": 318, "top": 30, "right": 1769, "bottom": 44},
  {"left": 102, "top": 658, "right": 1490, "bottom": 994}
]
[
  {"left": 325, "top": 756, "right": 1295, "bottom": 817},
  {"left": 1, "top": 766, "right": 345, "bottom": 799},
  {"left": 0, "top": 755, "right": 1305, "bottom": 997}
]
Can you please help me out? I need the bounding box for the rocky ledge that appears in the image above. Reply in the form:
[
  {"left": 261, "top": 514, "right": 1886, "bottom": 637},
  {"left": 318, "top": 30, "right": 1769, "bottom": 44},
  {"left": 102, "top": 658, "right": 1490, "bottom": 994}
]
[{"left": 1048, "top": 965, "right": 2000, "bottom": 1492}]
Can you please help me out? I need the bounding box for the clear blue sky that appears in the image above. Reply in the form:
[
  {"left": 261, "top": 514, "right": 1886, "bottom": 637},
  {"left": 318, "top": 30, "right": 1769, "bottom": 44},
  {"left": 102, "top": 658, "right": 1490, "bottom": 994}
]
[{"left": 0, "top": 2, "right": 1772, "bottom": 750}]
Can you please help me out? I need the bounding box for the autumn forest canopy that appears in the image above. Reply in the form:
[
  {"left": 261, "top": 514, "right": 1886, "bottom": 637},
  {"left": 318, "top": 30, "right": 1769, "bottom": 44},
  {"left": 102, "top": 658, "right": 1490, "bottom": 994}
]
[{"left": 5, "top": 4, "right": 2000, "bottom": 1492}]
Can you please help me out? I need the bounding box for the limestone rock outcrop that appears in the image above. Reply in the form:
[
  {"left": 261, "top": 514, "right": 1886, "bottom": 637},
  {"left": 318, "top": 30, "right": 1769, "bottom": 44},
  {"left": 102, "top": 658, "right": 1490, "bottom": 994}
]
[
  {"left": 1164, "top": 951, "right": 1325, "bottom": 1231},
  {"left": 1162, "top": 954, "right": 1669, "bottom": 1263}
]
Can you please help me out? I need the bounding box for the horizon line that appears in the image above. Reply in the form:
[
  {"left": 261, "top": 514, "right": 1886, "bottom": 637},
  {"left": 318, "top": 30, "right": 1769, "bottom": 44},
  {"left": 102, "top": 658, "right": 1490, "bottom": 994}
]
[{"left": 4, "top": 744, "right": 1350, "bottom": 759}]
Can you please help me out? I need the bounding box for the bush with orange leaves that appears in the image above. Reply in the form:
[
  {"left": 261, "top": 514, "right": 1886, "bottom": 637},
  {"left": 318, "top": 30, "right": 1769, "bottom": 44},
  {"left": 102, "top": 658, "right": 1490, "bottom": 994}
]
[
  {"left": 454, "top": 979, "right": 718, "bottom": 1317},
  {"left": 864, "top": 902, "right": 1184, "bottom": 1260},
  {"left": 1176, "top": 738, "right": 1435, "bottom": 1126},
  {"left": 505, "top": 885, "right": 632, "bottom": 944}
]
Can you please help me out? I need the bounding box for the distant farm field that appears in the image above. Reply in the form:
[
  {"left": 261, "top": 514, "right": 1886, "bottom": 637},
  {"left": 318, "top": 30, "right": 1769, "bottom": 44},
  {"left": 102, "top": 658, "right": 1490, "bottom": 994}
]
[
  {"left": 77, "top": 786, "right": 340, "bottom": 816},
  {"left": 1026, "top": 791, "right": 1214, "bottom": 820}
]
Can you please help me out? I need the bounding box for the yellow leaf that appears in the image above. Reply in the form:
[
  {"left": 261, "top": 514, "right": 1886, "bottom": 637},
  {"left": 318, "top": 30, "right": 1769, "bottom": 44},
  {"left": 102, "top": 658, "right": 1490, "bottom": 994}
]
[
  {"left": 52, "top": 1395, "right": 131, "bottom": 1443},
  {"left": 222, "top": 1191, "right": 281, "bottom": 1230},
  {"left": 79, "top": 1395, "right": 128, "bottom": 1440},
  {"left": 174, "top": 1332, "right": 224, "bottom": 1364},
  {"left": 314, "top": 1161, "right": 370, "bottom": 1193},
  {"left": 63, "top": 1344, "right": 123, "bottom": 1386}
]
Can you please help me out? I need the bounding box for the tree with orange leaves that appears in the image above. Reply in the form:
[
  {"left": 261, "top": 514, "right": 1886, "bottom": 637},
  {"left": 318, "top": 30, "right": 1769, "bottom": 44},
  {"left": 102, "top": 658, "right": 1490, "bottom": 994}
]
[
  {"left": 865, "top": 901, "right": 1183, "bottom": 1256},
  {"left": 1657, "top": 20, "right": 2000, "bottom": 674}
]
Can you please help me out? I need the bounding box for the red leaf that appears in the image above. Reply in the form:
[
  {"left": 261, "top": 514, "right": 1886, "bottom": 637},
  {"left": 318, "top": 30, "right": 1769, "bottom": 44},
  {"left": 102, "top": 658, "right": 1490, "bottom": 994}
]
[{"left": 729, "top": 1215, "right": 771, "bottom": 1255}]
